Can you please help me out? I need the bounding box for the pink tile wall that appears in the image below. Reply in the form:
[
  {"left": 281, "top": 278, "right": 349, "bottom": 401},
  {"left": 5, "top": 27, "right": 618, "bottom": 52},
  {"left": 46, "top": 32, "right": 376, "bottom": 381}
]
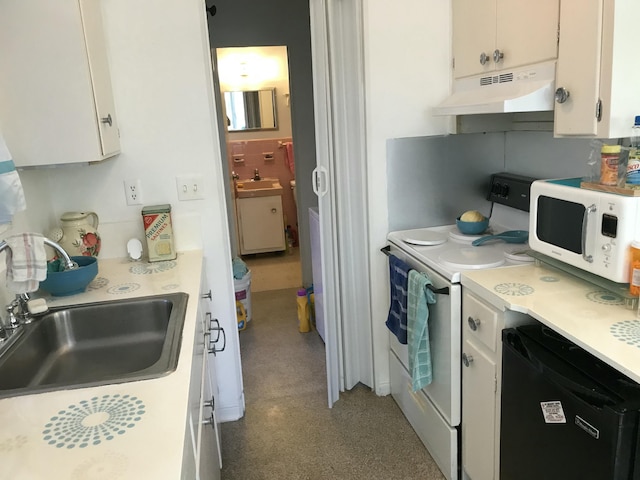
[{"left": 228, "top": 138, "right": 299, "bottom": 246}]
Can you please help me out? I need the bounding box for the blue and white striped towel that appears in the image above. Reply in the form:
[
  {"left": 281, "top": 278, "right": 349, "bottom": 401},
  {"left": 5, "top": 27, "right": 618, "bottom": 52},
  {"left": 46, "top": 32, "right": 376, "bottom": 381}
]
[
  {"left": 0, "top": 132, "right": 26, "bottom": 224},
  {"left": 386, "top": 254, "right": 411, "bottom": 344},
  {"left": 407, "top": 269, "right": 436, "bottom": 391}
]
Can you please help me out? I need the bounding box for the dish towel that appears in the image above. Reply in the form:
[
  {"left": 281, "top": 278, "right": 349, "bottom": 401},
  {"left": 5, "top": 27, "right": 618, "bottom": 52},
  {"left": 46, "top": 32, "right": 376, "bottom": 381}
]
[
  {"left": 385, "top": 254, "right": 411, "bottom": 344},
  {"left": 0, "top": 132, "right": 26, "bottom": 225},
  {"left": 407, "top": 269, "right": 437, "bottom": 391},
  {"left": 4, "top": 233, "right": 47, "bottom": 294},
  {"left": 283, "top": 141, "right": 295, "bottom": 175}
]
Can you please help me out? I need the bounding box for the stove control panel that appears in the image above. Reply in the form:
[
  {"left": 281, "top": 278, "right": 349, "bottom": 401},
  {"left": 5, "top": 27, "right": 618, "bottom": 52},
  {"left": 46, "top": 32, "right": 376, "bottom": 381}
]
[{"left": 487, "top": 172, "right": 536, "bottom": 212}]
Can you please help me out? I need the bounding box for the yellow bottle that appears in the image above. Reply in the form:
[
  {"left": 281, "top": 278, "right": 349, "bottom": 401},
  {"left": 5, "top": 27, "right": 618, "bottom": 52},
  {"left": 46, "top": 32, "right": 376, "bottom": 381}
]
[{"left": 297, "top": 289, "right": 310, "bottom": 333}]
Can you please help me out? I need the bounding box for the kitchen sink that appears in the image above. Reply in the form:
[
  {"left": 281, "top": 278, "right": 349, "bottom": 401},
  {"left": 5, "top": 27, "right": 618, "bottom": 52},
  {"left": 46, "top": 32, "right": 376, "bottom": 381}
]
[
  {"left": 235, "top": 178, "right": 283, "bottom": 198},
  {"left": 0, "top": 292, "right": 188, "bottom": 398}
]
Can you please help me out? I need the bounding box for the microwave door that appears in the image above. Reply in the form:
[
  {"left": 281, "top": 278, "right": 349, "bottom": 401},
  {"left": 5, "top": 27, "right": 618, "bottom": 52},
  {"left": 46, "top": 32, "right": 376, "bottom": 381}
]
[{"left": 536, "top": 196, "right": 585, "bottom": 255}]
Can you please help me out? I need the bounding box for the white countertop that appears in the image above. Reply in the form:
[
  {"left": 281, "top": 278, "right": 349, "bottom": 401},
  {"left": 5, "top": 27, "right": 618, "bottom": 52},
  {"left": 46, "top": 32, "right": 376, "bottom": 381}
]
[
  {"left": 462, "top": 262, "right": 640, "bottom": 384},
  {"left": 0, "top": 251, "right": 203, "bottom": 480}
]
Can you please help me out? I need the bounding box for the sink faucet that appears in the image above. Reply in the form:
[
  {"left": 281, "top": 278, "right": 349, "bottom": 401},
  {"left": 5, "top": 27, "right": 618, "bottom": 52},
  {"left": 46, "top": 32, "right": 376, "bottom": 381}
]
[
  {"left": 253, "top": 168, "right": 261, "bottom": 181},
  {"left": 0, "top": 237, "right": 75, "bottom": 339}
]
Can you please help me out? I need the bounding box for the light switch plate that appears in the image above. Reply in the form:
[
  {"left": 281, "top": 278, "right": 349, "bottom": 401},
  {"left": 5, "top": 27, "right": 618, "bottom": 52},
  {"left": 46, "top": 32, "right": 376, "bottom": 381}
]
[{"left": 176, "top": 174, "right": 204, "bottom": 201}]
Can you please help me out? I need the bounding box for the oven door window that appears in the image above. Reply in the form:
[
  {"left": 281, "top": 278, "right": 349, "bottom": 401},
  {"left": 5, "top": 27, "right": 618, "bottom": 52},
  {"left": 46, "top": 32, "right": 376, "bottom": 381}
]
[{"left": 536, "top": 196, "right": 584, "bottom": 254}]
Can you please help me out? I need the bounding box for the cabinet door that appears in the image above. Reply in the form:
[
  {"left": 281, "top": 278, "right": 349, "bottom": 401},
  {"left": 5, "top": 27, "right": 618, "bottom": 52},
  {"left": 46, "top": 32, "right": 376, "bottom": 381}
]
[
  {"left": 496, "top": 0, "right": 559, "bottom": 71},
  {"left": 0, "top": 0, "right": 119, "bottom": 166},
  {"left": 199, "top": 272, "right": 223, "bottom": 474},
  {"left": 555, "top": 1, "right": 640, "bottom": 138},
  {"left": 453, "top": 0, "right": 559, "bottom": 79},
  {"left": 462, "top": 339, "right": 497, "bottom": 480},
  {"left": 452, "top": 0, "right": 496, "bottom": 79},
  {"left": 553, "top": 0, "right": 603, "bottom": 136},
  {"left": 182, "top": 299, "right": 206, "bottom": 478},
  {"left": 199, "top": 355, "right": 222, "bottom": 480},
  {"left": 237, "top": 196, "right": 286, "bottom": 254},
  {"left": 79, "top": 0, "right": 120, "bottom": 156}
]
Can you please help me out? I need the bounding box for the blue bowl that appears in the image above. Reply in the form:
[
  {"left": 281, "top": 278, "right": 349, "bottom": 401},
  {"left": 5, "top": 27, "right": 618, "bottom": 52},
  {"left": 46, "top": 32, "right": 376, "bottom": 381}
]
[
  {"left": 39, "top": 256, "right": 98, "bottom": 296},
  {"left": 456, "top": 217, "right": 489, "bottom": 235}
]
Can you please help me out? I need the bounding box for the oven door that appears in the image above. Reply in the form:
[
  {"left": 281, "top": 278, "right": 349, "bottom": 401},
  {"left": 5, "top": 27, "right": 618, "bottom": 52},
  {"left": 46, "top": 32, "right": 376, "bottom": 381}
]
[
  {"left": 387, "top": 245, "right": 461, "bottom": 427},
  {"left": 387, "top": 244, "right": 461, "bottom": 480}
]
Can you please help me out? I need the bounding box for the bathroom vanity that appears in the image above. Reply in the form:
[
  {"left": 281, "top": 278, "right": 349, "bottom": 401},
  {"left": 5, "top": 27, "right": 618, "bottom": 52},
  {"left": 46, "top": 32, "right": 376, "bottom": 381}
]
[{"left": 235, "top": 179, "right": 286, "bottom": 255}]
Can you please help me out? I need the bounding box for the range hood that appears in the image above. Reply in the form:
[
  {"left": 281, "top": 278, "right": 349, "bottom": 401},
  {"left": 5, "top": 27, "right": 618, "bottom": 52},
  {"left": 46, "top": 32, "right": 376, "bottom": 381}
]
[{"left": 433, "top": 61, "right": 556, "bottom": 116}]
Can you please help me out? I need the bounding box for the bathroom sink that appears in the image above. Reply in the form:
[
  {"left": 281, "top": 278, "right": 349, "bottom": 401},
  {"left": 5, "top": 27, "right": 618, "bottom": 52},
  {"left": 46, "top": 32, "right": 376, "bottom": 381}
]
[
  {"left": 235, "top": 178, "right": 283, "bottom": 198},
  {"left": 0, "top": 292, "right": 188, "bottom": 398}
]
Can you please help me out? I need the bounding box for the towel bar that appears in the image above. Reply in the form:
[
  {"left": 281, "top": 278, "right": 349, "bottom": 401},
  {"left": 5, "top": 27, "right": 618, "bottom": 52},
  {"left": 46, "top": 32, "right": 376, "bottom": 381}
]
[{"left": 380, "top": 245, "right": 450, "bottom": 295}]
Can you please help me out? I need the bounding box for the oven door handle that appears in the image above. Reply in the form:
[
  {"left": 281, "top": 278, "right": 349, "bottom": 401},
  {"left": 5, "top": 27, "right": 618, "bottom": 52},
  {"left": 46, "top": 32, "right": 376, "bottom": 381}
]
[{"left": 380, "top": 245, "right": 450, "bottom": 295}]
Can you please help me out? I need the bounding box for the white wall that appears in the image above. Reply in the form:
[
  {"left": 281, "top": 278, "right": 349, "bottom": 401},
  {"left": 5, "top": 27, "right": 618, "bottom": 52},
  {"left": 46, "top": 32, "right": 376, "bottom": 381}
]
[
  {"left": 9, "top": 0, "right": 244, "bottom": 421},
  {"left": 363, "top": 0, "right": 453, "bottom": 394}
]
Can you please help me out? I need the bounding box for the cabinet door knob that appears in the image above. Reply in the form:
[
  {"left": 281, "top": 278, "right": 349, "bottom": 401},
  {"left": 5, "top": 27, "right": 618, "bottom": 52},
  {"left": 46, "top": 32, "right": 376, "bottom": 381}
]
[
  {"left": 204, "top": 396, "right": 215, "bottom": 410},
  {"left": 271, "top": 208, "right": 277, "bottom": 214},
  {"left": 462, "top": 353, "right": 474, "bottom": 367},
  {"left": 555, "top": 87, "right": 570, "bottom": 104},
  {"left": 100, "top": 114, "right": 113, "bottom": 127},
  {"left": 479, "top": 52, "right": 490, "bottom": 65},
  {"left": 467, "top": 316, "right": 481, "bottom": 331},
  {"left": 492, "top": 49, "right": 504, "bottom": 64},
  {"left": 201, "top": 289, "right": 212, "bottom": 300}
]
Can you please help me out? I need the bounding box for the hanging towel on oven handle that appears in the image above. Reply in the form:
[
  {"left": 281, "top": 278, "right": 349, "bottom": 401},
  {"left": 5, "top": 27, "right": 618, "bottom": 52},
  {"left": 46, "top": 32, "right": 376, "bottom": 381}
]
[
  {"left": 407, "top": 269, "right": 436, "bottom": 391},
  {"left": 385, "top": 254, "right": 411, "bottom": 344}
]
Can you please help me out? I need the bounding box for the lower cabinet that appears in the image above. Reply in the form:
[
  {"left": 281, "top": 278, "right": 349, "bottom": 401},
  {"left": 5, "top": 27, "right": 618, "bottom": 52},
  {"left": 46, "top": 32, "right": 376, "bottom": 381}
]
[
  {"left": 181, "top": 268, "right": 224, "bottom": 479},
  {"left": 461, "top": 290, "right": 533, "bottom": 480},
  {"left": 236, "top": 195, "right": 286, "bottom": 255}
]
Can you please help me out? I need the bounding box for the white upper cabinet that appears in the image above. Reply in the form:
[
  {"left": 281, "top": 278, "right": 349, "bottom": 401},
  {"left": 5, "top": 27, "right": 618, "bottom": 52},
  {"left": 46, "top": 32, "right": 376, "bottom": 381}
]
[
  {"left": 554, "top": 0, "right": 640, "bottom": 138},
  {"left": 0, "top": 0, "right": 120, "bottom": 167},
  {"left": 453, "top": 0, "right": 560, "bottom": 79}
]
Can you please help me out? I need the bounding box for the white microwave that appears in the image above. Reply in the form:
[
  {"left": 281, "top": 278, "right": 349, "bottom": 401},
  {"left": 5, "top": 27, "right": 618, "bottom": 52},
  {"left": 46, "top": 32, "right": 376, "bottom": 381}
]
[{"left": 529, "top": 179, "right": 640, "bottom": 283}]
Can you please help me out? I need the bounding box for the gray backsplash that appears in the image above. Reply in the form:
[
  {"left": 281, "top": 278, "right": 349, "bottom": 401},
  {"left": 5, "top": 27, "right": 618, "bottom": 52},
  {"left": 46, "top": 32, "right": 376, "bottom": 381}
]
[{"left": 387, "top": 131, "right": 593, "bottom": 231}]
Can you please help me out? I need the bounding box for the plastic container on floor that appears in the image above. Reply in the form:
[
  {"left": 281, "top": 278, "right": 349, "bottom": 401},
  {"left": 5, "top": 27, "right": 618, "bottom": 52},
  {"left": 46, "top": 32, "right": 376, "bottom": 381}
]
[
  {"left": 234, "top": 270, "right": 252, "bottom": 323},
  {"left": 297, "top": 288, "right": 310, "bottom": 333},
  {"left": 236, "top": 301, "right": 247, "bottom": 330}
]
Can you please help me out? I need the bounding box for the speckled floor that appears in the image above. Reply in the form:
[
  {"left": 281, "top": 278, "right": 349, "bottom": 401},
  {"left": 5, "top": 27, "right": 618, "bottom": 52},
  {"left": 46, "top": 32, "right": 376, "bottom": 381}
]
[
  {"left": 242, "top": 249, "right": 302, "bottom": 292},
  {"left": 220, "top": 288, "right": 446, "bottom": 480}
]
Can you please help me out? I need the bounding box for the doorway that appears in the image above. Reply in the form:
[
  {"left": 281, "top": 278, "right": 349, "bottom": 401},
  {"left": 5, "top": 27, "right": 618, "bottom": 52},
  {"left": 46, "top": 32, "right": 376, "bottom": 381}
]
[{"left": 207, "top": 0, "right": 373, "bottom": 410}]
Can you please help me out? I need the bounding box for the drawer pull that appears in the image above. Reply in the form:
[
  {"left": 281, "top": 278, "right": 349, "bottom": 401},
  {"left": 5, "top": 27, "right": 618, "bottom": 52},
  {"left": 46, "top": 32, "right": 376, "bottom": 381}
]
[
  {"left": 462, "top": 353, "right": 474, "bottom": 367},
  {"left": 201, "top": 290, "right": 212, "bottom": 300},
  {"left": 208, "top": 325, "right": 226, "bottom": 355},
  {"left": 100, "top": 113, "right": 113, "bottom": 127},
  {"left": 468, "top": 316, "right": 481, "bottom": 331},
  {"left": 202, "top": 412, "right": 214, "bottom": 426},
  {"left": 204, "top": 396, "right": 215, "bottom": 411}
]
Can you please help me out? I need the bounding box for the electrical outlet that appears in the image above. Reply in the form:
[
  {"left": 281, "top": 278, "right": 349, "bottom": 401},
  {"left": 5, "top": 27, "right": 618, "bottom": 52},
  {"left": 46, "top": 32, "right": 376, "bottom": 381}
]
[
  {"left": 176, "top": 174, "right": 204, "bottom": 201},
  {"left": 124, "top": 179, "right": 143, "bottom": 205}
]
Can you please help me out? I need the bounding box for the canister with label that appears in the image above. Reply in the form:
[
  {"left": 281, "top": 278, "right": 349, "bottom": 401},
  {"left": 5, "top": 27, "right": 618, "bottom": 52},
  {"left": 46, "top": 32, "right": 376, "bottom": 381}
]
[
  {"left": 600, "top": 144, "right": 621, "bottom": 186},
  {"left": 142, "top": 204, "right": 176, "bottom": 262}
]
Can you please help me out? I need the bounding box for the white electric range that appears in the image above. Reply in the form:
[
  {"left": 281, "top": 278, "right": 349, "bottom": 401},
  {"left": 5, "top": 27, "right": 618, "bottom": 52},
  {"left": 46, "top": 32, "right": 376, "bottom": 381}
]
[{"left": 384, "top": 174, "right": 535, "bottom": 480}]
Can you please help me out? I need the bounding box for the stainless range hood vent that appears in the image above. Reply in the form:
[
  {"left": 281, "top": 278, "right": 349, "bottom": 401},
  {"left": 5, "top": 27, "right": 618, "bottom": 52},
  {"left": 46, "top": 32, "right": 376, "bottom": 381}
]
[{"left": 433, "top": 61, "right": 556, "bottom": 116}]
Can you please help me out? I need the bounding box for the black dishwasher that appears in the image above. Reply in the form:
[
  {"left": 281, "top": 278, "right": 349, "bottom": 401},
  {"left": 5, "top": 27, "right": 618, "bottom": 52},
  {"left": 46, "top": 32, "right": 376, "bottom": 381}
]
[{"left": 500, "top": 325, "right": 640, "bottom": 480}]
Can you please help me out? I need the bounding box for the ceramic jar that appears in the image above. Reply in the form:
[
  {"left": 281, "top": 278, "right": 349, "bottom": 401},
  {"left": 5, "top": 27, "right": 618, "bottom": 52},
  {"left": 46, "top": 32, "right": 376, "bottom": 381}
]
[{"left": 50, "top": 211, "right": 101, "bottom": 257}]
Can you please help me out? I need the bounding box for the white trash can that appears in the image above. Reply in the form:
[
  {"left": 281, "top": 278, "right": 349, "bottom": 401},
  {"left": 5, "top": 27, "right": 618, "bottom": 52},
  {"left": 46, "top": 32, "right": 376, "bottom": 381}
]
[{"left": 234, "top": 270, "right": 252, "bottom": 323}]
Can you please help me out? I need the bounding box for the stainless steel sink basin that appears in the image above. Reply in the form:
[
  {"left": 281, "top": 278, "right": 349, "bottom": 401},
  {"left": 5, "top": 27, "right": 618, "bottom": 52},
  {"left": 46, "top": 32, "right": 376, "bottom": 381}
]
[{"left": 0, "top": 292, "right": 188, "bottom": 398}]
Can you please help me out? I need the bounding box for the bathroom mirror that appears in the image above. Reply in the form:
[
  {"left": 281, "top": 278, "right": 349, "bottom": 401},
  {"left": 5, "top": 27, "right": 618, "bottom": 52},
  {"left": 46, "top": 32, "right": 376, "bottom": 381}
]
[{"left": 224, "top": 88, "right": 277, "bottom": 131}]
